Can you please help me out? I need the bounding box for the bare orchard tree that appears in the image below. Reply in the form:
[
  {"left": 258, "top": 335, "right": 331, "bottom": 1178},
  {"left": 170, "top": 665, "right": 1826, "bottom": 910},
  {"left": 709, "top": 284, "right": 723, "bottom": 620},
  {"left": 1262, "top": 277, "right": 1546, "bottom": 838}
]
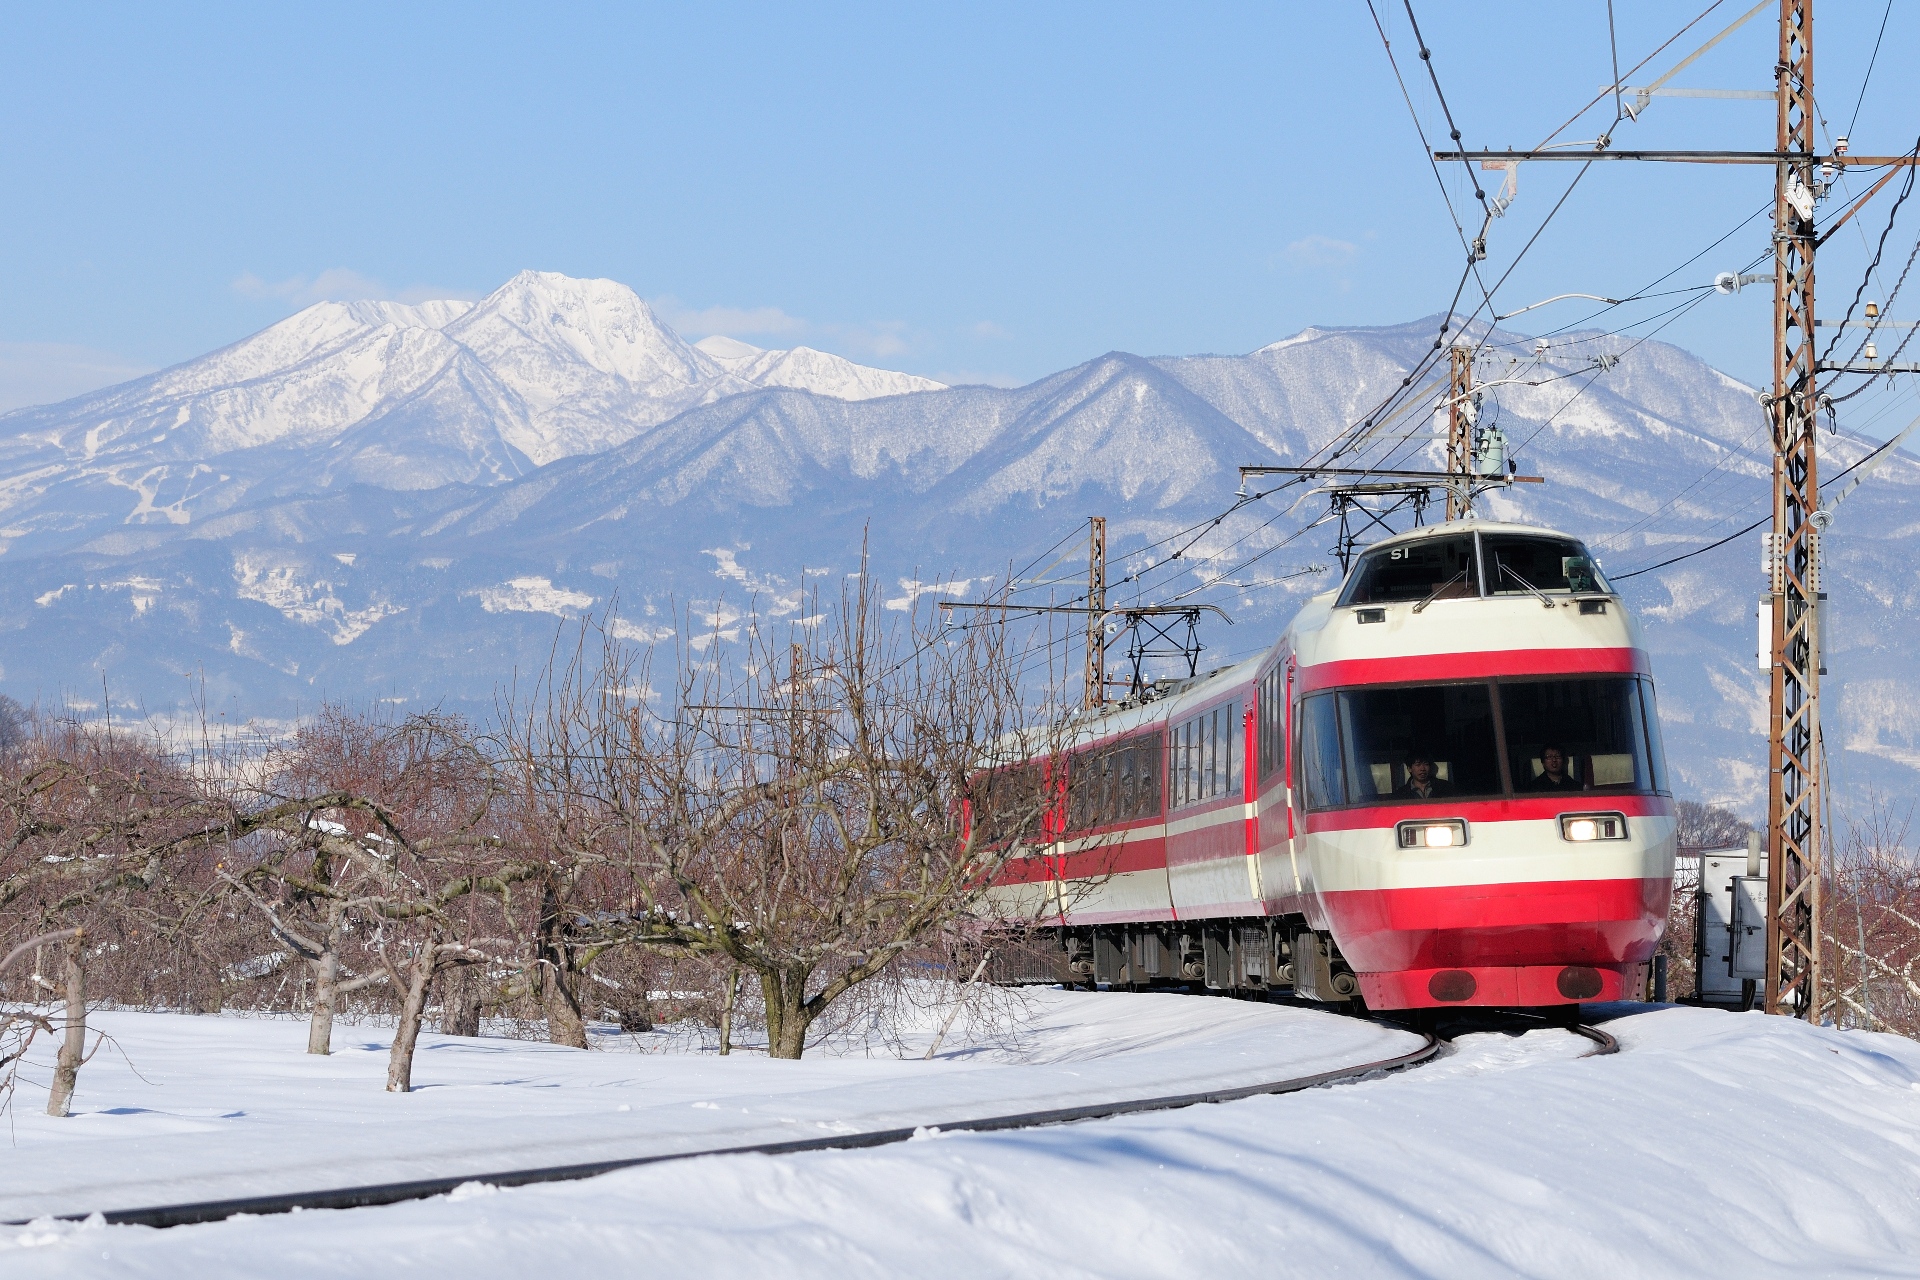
[
  {"left": 1676, "top": 800, "right": 1753, "bottom": 853},
  {"left": 0, "top": 711, "right": 240, "bottom": 1113},
  {"left": 505, "top": 575, "right": 1056, "bottom": 1060},
  {"left": 221, "top": 709, "right": 538, "bottom": 1088},
  {"left": 1822, "top": 799, "right": 1920, "bottom": 1037}
]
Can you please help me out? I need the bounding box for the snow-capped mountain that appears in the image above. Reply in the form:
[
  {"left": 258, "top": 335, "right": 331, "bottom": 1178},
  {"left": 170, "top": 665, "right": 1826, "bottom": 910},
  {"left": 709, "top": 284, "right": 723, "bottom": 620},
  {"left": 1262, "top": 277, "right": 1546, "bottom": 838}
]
[
  {"left": 694, "top": 335, "right": 947, "bottom": 399},
  {"left": 0, "top": 272, "right": 946, "bottom": 558},
  {"left": 1, "top": 291, "right": 1914, "bottom": 816}
]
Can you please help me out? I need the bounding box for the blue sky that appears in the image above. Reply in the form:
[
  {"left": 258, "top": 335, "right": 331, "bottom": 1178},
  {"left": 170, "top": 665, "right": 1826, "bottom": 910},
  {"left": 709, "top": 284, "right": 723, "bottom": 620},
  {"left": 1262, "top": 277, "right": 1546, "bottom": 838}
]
[{"left": 0, "top": 1, "right": 1913, "bottom": 423}]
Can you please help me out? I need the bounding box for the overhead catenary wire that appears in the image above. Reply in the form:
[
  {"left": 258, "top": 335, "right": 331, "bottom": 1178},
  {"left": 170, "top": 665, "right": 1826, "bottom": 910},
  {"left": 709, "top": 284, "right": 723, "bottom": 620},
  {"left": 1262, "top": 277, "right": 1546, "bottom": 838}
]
[
  {"left": 1845, "top": 0, "right": 1894, "bottom": 142},
  {"left": 1611, "top": 426, "right": 1920, "bottom": 582}
]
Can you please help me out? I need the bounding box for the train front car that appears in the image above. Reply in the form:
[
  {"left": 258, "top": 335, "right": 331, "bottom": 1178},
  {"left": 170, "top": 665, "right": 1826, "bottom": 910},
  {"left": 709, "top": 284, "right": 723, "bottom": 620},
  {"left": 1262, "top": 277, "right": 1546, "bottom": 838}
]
[{"left": 1288, "top": 520, "right": 1675, "bottom": 1009}]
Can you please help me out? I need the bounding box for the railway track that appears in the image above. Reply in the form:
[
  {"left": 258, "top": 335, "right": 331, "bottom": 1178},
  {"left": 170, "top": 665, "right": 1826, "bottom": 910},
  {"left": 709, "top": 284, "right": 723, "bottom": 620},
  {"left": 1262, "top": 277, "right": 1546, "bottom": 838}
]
[{"left": 12, "top": 1013, "right": 1617, "bottom": 1231}]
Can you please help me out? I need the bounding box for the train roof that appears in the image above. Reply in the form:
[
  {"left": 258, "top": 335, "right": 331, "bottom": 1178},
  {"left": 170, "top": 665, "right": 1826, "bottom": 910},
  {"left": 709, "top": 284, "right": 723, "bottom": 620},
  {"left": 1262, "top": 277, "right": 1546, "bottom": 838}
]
[
  {"left": 986, "top": 518, "right": 1628, "bottom": 767},
  {"left": 1350, "top": 517, "right": 1589, "bottom": 554}
]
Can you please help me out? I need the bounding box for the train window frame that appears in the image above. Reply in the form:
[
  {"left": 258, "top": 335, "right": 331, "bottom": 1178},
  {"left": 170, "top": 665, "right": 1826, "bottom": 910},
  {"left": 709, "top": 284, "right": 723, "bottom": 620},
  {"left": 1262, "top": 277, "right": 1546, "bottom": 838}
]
[
  {"left": 1292, "top": 677, "right": 1504, "bottom": 811},
  {"left": 1065, "top": 729, "right": 1165, "bottom": 832},
  {"left": 1256, "top": 663, "right": 1287, "bottom": 782},
  {"left": 1290, "top": 673, "right": 1669, "bottom": 811},
  {"left": 1336, "top": 533, "right": 1481, "bottom": 608},
  {"left": 1170, "top": 699, "right": 1241, "bottom": 811},
  {"left": 1492, "top": 673, "right": 1664, "bottom": 798},
  {"left": 1336, "top": 530, "right": 1616, "bottom": 609}
]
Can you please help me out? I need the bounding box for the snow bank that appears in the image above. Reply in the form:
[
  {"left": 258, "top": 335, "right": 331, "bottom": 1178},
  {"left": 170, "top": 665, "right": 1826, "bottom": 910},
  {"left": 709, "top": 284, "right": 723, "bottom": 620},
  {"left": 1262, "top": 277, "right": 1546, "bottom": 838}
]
[
  {"left": 6, "top": 1002, "right": 1920, "bottom": 1278},
  {"left": 0, "top": 989, "right": 1412, "bottom": 1221}
]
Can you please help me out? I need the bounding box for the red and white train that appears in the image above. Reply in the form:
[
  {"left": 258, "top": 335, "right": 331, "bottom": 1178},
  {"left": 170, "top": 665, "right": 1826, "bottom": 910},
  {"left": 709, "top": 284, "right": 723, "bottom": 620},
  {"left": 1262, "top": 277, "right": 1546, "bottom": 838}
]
[{"left": 981, "top": 518, "right": 1675, "bottom": 1011}]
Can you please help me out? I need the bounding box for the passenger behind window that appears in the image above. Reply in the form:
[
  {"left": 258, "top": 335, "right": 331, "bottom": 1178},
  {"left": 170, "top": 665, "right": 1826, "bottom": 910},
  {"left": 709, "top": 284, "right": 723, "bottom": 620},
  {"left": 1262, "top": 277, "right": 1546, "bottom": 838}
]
[
  {"left": 1527, "top": 743, "right": 1584, "bottom": 792},
  {"left": 1394, "top": 753, "right": 1454, "bottom": 800}
]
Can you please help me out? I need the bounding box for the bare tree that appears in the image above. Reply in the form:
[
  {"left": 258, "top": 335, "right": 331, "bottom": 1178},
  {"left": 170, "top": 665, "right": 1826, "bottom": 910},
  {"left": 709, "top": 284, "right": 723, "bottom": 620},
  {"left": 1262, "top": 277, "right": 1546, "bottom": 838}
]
[
  {"left": 1822, "top": 799, "right": 1920, "bottom": 1037},
  {"left": 220, "top": 709, "right": 538, "bottom": 1088},
  {"left": 503, "top": 574, "right": 1054, "bottom": 1059},
  {"left": 1675, "top": 800, "right": 1753, "bottom": 854}
]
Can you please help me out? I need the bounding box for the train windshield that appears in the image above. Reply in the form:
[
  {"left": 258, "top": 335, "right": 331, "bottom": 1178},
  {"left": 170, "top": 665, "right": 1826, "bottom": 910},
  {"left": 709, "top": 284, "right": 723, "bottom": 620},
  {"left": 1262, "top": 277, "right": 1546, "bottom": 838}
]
[
  {"left": 1338, "top": 534, "right": 1478, "bottom": 605},
  {"left": 1338, "top": 531, "right": 1609, "bottom": 606},
  {"left": 1297, "top": 675, "right": 1667, "bottom": 808},
  {"left": 1482, "top": 534, "right": 1609, "bottom": 596},
  {"left": 1501, "top": 676, "right": 1657, "bottom": 793},
  {"left": 1298, "top": 683, "right": 1502, "bottom": 807}
]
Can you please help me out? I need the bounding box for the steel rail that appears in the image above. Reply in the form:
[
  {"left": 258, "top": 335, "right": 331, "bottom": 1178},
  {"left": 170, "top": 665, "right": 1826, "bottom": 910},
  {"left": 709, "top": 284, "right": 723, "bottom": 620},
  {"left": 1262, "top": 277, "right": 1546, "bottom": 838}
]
[
  {"left": 1571, "top": 1022, "right": 1621, "bottom": 1056},
  {"left": 12, "top": 1032, "right": 1443, "bottom": 1231}
]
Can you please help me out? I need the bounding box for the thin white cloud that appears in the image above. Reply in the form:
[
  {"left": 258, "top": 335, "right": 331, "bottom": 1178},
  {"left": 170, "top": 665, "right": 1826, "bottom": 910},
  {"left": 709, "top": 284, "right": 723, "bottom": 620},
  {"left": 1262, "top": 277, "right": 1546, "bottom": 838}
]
[
  {"left": 970, "top": 320, "right": 1009, "bottom": 340},
  {"left": 821, "top": 319, "right": 914, "bottom": 359},
  {"left": 0, "top": 341, "right": 154, "bottom": 412},
  {"left": 653, "top": 295, "right": 921, "bottom": 362},
  {"left": 1281, "top": 235, "right": 1359, "bottom": 270},
  {"left": 652, "top": 295, "right": 807, "bottom": 338},
  {"left": 232, "top": 268, "right": 479, "bottom": 308},
  {"left": 930, "top": 369, "right": 1021, "bottom": 388}
]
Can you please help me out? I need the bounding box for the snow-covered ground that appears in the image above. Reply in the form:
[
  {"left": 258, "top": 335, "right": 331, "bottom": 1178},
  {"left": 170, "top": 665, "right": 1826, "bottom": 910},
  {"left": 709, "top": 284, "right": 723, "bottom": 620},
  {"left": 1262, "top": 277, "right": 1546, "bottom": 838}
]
[{"left": 5, "top": 995, "right": 1920, "bottom": 1278}]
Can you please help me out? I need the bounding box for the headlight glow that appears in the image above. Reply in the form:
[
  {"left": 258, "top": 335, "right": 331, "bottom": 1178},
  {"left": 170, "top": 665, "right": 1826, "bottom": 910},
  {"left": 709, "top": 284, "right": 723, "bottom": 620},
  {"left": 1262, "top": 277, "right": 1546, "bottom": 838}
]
[
  {"left": 1397, "top": 819, "right": 1469, "bottom": 849},
  {"left": 1558, "top": 812, "right": 1628, "bottom": 842}
]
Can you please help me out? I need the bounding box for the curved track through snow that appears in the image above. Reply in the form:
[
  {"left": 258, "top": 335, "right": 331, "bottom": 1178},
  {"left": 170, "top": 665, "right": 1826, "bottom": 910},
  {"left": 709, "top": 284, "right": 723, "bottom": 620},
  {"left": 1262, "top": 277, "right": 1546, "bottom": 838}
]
[{"left": 16, "top": 1017, "right": 1616, "bottom": 1231}]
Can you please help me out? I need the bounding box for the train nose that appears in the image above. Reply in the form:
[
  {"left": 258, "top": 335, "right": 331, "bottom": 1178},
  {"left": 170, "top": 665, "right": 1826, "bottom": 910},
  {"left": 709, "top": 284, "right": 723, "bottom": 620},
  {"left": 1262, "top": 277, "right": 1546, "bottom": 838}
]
[{"left": 1380, "top": 963, "right": 1629, "bottom": 1008}]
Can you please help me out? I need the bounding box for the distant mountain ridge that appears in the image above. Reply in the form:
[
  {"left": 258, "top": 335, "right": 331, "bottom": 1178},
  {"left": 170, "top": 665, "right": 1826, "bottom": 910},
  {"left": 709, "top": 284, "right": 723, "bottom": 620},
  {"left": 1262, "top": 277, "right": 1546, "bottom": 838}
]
[
  {"left": 0, "top": 271, "right": 947, "bottom": 559},
  {"left": 1, "top": 274, "right": 1916, "bottom": 816}
]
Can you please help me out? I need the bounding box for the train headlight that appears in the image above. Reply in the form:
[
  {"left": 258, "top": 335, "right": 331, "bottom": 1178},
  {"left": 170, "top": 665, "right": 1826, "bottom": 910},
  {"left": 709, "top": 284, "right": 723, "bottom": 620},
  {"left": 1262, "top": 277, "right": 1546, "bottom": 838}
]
[
  {"left": 1396, "top": 819, "right": 1469, "bottom": 849},
  {"left": 1559, "top": 812, "right": 1628, "bottom": 842}
]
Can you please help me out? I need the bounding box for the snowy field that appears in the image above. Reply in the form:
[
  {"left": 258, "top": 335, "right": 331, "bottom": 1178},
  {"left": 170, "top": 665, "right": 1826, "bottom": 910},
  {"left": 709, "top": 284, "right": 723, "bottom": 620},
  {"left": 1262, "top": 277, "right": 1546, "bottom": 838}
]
[{"left": 4, "top": 992, "right": 1920, "bottom": 1278}]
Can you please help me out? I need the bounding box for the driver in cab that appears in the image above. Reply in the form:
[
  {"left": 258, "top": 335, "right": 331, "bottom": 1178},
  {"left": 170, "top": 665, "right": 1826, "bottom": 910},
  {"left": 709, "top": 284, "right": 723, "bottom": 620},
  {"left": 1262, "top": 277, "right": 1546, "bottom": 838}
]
[
  {"left": 1395, "top": 753, "right": 1453, "bottom": 800},
  {"left": 1529, "top": 744, "right": 1584, "bottom": 792}
]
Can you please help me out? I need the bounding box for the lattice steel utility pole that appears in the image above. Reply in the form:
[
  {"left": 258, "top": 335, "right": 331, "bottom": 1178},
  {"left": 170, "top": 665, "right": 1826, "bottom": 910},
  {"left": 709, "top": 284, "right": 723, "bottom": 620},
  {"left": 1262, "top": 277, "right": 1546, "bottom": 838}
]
[
  {"left": 1430, "top": 0, "right": 1920, "bottom": 1019},
  {"left": 1084, "top": 515, "right": 1107, "bottom": 709},
  {"left": 1762, "top": 0, "right": 1821, "bottom": 1018},
  {"left": 1445, "top": 345, "right": 1474, "bottom": 519}
]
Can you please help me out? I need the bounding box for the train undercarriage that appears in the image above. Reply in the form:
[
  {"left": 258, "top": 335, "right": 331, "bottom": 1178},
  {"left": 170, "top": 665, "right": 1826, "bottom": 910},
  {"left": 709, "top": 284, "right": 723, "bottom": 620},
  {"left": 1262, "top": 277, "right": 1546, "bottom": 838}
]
[{"left": 1005, "top": 920, "right": 1362, "bottom": 1004}]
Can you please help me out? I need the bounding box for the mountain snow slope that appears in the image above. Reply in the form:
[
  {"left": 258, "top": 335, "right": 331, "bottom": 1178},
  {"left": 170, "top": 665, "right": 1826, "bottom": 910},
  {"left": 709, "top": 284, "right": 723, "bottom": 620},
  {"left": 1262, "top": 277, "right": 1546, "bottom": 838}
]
[
  {"left": 0, "top": 272, "right": 947, "bottom": 560},
  {"left": 695, "top": 335, "right": 947, "bottom": 399},
  {"left": 1, "top": 297, "right": 1916, "bottom": 815}
]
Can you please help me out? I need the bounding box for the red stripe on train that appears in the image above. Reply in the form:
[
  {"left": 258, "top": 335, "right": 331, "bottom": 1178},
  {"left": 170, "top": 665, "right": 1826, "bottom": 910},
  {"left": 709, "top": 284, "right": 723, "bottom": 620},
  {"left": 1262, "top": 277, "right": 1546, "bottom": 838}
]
[
  {"left": 1304, "top": 793, "right": 1673, "bottom": 833},
  {"left": 1297, "top": 646, "right": 1648, "bottom": 693},
  {"left": 991, "top": 835, "right": 1168, "bottom": 885}
]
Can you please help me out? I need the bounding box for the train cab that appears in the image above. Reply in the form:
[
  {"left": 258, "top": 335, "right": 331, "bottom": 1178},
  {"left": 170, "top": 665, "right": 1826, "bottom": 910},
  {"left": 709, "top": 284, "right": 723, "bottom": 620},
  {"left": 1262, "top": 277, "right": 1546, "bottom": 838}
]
[{"left": 1280, "top": 520, "right": 1676, "bottom": 1008}]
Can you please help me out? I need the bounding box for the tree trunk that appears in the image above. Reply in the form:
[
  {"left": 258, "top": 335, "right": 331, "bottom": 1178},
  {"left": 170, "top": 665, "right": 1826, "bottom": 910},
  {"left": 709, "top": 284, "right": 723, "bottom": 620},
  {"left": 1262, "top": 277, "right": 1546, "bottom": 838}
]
[
  {"left": 387, "top": 943, "right": 437, "bottom": 1093},
  {"left": 718, "top": 968, "right": 739, "bottom": 1056},
  {"left": 438, "top": 963, "right": 483, "bottom": 1037},
  {"left": 307, "top": 946, "right": 339, "bottom": 1055},
  {"left": 762, "top": 967, "right": 812, "bottom": 1060},
  {"left": 46, "top": 932, "right": 86, "bottom": 1117},
  {"left": 538, "top": 882, "right": 587, "bottom": 1049}
]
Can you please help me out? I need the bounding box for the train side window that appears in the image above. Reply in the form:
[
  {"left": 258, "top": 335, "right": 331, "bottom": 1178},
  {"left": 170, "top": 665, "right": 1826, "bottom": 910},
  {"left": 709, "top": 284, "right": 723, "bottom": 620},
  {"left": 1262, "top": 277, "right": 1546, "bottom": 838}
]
[
  {"left": 1257, "top": 666, "right": 1284, "bottom": 781},
  {"left": 1134, "top": 732, "right": 1162, "bottom": 818},
  {"left": 1298, "top": 693, "right": 1344, "bottom": 810},
  {"left": 974, "top": 762, "right": 1048, "bottom": 844},
  {"left": 1170, "top": 703, "right": 1239, "bottom": 808},
  {"left": 1337, "top": 535, "right": 1479, "bottom": 607},
  {"left": 1498, "top": 676, "right": 1652, "bottom": 793},
  {"left": 1640, "top": 678, "right": 1671, "bottom": 794}
]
